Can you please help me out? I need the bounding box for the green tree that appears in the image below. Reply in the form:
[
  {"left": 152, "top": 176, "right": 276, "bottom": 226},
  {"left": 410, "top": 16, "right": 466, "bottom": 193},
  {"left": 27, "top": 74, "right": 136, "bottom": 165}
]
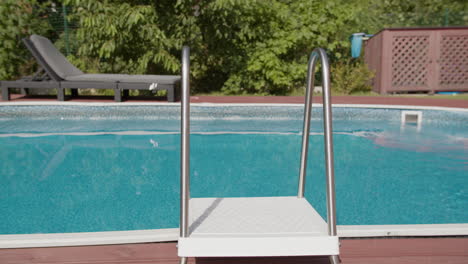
[
  {"left": 2, "top": 0, "right": 466, "bottom": 95},
  {"left": 63, "top": 0, "right": 180, "bottom": 75},
  {"left": 353, "top": 0, "right": 468, "bottom": 34},
  {"left": 0, "top": 0, "right": 51, "bottom": 80},
  {"left": 191, "top": 0, "right": 362, "bottom": 94},
  {"left": 62, "top": 0, "right": 365, "bottom": 95}
]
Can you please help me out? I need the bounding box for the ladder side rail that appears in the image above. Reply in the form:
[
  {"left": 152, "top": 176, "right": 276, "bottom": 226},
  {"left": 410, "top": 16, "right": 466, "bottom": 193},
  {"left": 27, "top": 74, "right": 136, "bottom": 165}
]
[
  {"left": 180, "top": 46, "right": 191, "bottom": 238},
  {"left": 297, "top": 48, "right": 337, "bottom": 237},
  {"left": 320, "top": 49, "right": 337, "bottom": 237},
  {"left": 297, "top": 50, "right": 316, "bottom": 198}
]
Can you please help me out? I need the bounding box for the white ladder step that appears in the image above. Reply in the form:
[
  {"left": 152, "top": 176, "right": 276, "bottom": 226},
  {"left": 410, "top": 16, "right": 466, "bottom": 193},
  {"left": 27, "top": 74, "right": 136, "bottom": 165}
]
[{"left": 178, "top": 197, "right": 339, "bottom": 257}]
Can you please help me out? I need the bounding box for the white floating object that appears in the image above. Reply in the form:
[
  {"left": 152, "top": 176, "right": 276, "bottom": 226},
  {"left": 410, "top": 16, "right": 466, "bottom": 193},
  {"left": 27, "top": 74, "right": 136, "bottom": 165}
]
[{"left": 149, "top": 139, "right": 158, "bottom": 147}]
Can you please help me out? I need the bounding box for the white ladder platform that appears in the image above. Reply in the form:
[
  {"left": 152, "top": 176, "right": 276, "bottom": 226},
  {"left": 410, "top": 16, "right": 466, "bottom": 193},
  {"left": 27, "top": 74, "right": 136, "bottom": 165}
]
[{"left": 178, "top": 197, "right": 339, "bottom": 257}]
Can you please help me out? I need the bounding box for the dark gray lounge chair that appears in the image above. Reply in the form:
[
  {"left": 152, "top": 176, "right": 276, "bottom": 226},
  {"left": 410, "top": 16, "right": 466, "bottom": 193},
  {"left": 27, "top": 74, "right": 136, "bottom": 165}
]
[{"left": 1, "top": 35, "right": 181, "bottom": 102}]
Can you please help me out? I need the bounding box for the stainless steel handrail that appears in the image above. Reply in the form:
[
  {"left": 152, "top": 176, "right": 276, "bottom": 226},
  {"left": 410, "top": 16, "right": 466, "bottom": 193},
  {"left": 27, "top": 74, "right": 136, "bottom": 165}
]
[
  {"left": 297, "top": 48, "right": 337, "bottom": 237},
  {"left": 180, "top": 46, "right": 190, "bottom": 238},
  {"left": 180, "top": 46, "right": 336, "bottom": 239}
]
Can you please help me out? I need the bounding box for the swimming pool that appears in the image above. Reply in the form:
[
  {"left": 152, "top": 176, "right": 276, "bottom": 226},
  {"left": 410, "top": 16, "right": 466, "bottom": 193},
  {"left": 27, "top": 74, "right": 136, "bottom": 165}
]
[{"left": 0, "top": 104, "right": 467, "bottom": 239}]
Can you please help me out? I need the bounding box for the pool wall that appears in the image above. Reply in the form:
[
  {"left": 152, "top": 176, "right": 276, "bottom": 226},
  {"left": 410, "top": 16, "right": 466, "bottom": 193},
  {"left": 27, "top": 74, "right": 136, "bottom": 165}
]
[
  {"left": 1, "top": 102, "right": 467, "bottom": 248},
  {"left": 1, "top": 224, "right": 467, "bottom": 248},
  {"left": 1, "top": 102, "right": 467, "bottom": 135}
]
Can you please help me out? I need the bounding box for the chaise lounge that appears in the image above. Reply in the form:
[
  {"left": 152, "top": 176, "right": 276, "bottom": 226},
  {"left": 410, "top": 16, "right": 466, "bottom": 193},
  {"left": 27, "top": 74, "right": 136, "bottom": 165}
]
[{"left": 0, "top": 35, "right": 181, "bottom": 102}]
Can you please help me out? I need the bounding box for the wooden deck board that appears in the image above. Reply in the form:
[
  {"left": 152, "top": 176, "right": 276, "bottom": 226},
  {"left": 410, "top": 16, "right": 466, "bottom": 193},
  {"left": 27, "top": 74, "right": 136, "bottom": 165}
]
[
  {"left": 341, "top": 238, "right": 468, "bottom": 258},
  {"left": 1, "top": 238, "right": 467, "bottom": 264}
]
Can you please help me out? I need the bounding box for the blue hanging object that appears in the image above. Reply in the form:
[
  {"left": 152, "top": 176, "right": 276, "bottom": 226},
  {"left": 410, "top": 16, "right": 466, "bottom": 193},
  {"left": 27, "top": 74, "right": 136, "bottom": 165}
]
[{"left": 350, "top": 33, "right": 373, "bottom": 58}]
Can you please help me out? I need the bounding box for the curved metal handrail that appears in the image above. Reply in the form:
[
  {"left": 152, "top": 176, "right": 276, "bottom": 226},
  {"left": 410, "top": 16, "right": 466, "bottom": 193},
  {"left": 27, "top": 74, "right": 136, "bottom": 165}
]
[
  {"left": 297, "top": 48, "right": 337, "bottom": 237},
  {"left": 179, "top": 47, "right": 336, "bottom": 238},
  {"left": 180, "top": 46, "right": 190, "bottom": 238}
]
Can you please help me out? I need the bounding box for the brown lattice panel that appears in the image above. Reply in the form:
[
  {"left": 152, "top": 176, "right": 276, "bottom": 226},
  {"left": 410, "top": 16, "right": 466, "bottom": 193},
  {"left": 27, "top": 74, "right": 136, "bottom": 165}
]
[
  {"left": 391, "top": 35, "right": 430, "bottom": 88},
  {"left": 364, "top": 28, "right": 468, "bottom": 94},
  {"left": 439, "top": 35, "right": 468, "bottom": 87}
]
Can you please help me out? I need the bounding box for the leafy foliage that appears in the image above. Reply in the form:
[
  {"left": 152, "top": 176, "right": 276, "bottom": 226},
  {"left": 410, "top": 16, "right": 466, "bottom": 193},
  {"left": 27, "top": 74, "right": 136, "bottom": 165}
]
[
  {"left": 63, "top": 0, "right": 180, "bottom": 75},
  {"left": 1, "top": 0, "right": 466, "bottom": 95},
  {"left": 0, "top": 0, "right": 50, "bottom": 80},
  {"left": 353, "top": 0, "right": 468, "bottom": 34},
  {"left": 192, "top": 0, "right": 360, "bottom": 95},
  {"left": 55, "top": 0, "right": 364, "bottom": 94},
  {"left": 331, "top": 59, "right": 374, "bottom": 94}
]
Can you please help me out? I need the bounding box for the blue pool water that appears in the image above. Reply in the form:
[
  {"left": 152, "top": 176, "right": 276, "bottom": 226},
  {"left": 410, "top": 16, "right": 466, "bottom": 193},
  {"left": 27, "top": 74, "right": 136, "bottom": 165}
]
[{"left": 0, "top": 105, "right": 467, "bottom": 234}]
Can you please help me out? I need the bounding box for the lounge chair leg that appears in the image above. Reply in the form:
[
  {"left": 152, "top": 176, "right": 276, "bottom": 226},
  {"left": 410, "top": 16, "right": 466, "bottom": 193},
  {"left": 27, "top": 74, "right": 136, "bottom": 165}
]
[
  {"left": 114, "top": 88, "right": 122, "bottom": 102},
  {"left": 179, "top": 257, "right": 187, "bottom": 264},
  {"left": 329, "top": 255, "right": 340, "bottom": 264},
  {"left": 20, "top": 88, "right": 29, "bottom": 95},
  {"left": 167, "top": 88, "right": 175, "bottom": 102},
  {"left": 174, "top": 83, "right": 181, "bottom": 101},
  {"left": 57, "top": 88, "right": 65, "bottom": 101},
  {"left": 123, "top": 89, "right": 129, "bottom": 99},
  {"left": 1, "top": 85, "right": 10, "bottom": 101}
]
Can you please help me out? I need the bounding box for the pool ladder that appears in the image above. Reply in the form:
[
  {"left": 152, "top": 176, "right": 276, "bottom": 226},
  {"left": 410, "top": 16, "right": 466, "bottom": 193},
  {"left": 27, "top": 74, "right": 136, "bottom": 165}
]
[{"left": 178, "top": 47, "right": 339, "bottom": 263}]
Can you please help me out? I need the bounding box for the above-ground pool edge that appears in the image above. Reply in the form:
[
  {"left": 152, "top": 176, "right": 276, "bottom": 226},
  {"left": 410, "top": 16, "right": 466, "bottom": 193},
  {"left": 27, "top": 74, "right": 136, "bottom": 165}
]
[
  {"left": 0, "top": 101, "right": 467, "bottom": 112},
  {"left": 1, "top": 224, "right": 467, "bottom": 249}
]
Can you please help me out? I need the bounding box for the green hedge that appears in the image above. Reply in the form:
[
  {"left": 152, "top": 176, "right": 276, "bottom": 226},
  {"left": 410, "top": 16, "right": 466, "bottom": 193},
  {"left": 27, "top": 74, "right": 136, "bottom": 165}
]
[
  {"left": 1, "top": 0, "right": 466, "bottom": 95},
  {"left": 0, "top": 0, "right": 50, "bottom": 80}
]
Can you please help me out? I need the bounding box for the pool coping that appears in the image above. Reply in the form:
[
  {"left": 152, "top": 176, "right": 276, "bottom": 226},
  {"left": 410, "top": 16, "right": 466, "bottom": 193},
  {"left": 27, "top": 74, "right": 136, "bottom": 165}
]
[
  {"left": 1, "top": 101, "right": 468, "bottom": 112},
  {"left": 2, "top": 237, "right": 466, "bottom": 264},
  {"left": 1, "top": 224, "right": 467, "bottom": 248},
  {"left": 2, "top": 94, "right": 468, "bottom": 108}
]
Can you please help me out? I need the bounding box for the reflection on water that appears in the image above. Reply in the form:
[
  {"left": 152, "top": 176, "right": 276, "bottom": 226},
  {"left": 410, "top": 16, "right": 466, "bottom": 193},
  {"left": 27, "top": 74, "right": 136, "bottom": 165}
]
[{"left": 359, "top": 129, "right": 468, "bottom": 158}]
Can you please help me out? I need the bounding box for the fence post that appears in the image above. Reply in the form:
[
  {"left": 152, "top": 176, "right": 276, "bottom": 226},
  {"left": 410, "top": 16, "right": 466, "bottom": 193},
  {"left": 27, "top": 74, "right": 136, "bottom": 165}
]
[
  {"left": 62, "top": 5, "right": 70, "bottom": 56},
  {"left": 444, "top": 8, "right": 449, "bottom": 27}
]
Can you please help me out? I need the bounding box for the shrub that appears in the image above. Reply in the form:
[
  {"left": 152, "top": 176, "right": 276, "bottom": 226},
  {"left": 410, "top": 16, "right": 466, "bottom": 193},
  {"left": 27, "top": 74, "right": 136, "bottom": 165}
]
[
  {"left": 0, "top": 0, "right": 51, "bottom": 80},
  {"left": 331, "top": 59, "right": 374, "bottom": 94}
]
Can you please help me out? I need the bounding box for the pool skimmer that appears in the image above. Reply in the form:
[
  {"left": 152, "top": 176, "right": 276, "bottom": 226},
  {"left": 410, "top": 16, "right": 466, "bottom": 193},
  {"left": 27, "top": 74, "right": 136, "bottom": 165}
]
[{"left": 401, "top": 110, "right": 422, "bottom": 131}]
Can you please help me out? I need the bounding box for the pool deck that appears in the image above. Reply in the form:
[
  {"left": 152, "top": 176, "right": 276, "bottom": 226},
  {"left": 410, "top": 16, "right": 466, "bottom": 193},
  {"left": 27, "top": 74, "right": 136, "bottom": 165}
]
[
  {"left": 1, "top": 238, "right": 467, "bottom": 264},
  {"left": 1, "top": 93, "right": 467, "bottom": 108},
  {"left": 1, "top": 94, "right": 467, "bottom": 263},
  {"left": 192, "top": 95, "right": 468, "bottom": 108}
]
